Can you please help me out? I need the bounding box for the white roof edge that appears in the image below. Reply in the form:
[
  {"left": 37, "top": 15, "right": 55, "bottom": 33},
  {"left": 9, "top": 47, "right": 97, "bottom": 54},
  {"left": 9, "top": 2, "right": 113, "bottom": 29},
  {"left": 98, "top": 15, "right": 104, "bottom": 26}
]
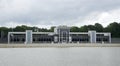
[
  {"left": 9, "top": 32, "right": 26, "bottom": 34},
  {"left": 96, "top": 32, "right": 111, "bottom": 34},
  {"left": 9, "top": 32, "right": 88, "bottom": 34},
  {"left": 70, "top": 32, "right": 88, "bottom": 34},
  {"left": 33, "top": 32, "right": 54, "bottom": 34}
]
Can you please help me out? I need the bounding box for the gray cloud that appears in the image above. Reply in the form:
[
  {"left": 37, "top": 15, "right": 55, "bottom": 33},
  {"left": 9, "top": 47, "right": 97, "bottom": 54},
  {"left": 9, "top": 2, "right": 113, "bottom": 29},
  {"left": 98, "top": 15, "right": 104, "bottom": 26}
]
[{"left": 0, "top": 0, "right": 120, "bottom": 28}]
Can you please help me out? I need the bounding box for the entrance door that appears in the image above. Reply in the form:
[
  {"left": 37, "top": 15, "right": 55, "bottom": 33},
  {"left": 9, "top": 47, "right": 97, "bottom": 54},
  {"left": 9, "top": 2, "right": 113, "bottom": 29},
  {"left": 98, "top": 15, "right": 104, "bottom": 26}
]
[{"left": 61, "top": 31, "right": 67, "bottom": 43}]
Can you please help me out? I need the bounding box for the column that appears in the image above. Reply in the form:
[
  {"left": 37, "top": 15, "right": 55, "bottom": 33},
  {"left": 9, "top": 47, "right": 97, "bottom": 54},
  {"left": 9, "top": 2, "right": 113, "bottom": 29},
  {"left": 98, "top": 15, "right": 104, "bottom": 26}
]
[
  {"left": 69, "top": 36, "right": 72, "bottom": 43},
  {"left": 8, "top": 32, "right": 10, "bottom": 44},
  {"left": 54, "top": 36, "right": 58, "bottom": 43},
  {"left": 88, "top": 31, "right": 96, "bottom": 43},
  {"left": 25, "top": 30, "right": 32, "bottom": 44},
  {"left": 109, "top": 33, "right": 111, "bottom": 43}
]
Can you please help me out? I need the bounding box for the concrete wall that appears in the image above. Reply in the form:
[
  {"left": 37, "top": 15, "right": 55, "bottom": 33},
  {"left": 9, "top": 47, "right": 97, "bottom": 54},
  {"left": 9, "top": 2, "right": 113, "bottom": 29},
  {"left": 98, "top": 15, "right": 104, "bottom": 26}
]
[
  {"left": 0, "top": 38, "right": 7, "bottom": 43},
  {"left": 111, "top": 38, "right": 120, "bottom": 43}
]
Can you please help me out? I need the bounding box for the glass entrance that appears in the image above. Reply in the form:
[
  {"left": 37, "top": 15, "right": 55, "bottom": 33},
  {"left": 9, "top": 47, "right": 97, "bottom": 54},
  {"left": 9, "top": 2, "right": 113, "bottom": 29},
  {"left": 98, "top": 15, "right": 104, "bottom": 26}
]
[
  {"left": 55, "top": 26, "right": 70, "bottom": 43},
  {"left": 61, "top": 31, "right": 67, "bottom": 43}
]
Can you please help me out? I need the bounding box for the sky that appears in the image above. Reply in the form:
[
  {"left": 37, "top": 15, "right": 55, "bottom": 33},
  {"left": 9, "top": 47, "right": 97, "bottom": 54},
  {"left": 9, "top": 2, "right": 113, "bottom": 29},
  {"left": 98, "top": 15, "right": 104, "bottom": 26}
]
[{"left": 0, "top": 0, "right": 120, "bottom": 28}]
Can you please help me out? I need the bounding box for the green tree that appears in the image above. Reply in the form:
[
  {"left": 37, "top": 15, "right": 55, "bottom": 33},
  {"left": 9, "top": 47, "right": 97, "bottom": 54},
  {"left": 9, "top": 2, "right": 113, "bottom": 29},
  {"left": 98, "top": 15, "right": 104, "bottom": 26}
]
[
  {"left": 87, "top": 25, "right": 96, "bottom": 30},
  {"left": 0, "top": 27, "right": 9, "bottom": 38},
  {"left": 49, "top": 26, "right": 56, "bottom": 32},
  {"left": 105, "top": 22, "right": 120, "bottom": 37},
  {"left": 70, "top": 26, "right": 80, "bottom": 32},
  {"left": 79, "top": 25, "right": 88, "bottom": 32},
  {"left": 94, "top": 23, "right": 103, "bottom": 32}
]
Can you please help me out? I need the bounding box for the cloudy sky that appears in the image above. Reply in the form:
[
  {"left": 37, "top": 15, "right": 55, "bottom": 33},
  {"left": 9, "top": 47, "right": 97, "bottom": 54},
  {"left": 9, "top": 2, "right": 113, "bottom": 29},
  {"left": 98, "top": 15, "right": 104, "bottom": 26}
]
[{"left": 0, "top": 0, "right": 120, "bottom": 28}]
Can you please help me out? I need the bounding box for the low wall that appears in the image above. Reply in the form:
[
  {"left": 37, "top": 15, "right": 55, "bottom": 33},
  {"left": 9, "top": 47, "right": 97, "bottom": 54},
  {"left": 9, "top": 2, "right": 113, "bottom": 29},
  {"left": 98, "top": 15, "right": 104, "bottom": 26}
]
[
  {"left": 111, "top": 38, "right": 120, "bottom": 43},
  {"left": 0, "top": 43, "right": 120, "bottom": 48}
]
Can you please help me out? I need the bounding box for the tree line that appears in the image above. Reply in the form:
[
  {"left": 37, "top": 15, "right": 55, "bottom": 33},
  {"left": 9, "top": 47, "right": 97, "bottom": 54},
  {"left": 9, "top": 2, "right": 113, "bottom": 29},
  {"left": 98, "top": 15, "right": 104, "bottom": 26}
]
[{"left": 0, "top": 22, "right": 120, "bottom": 38}]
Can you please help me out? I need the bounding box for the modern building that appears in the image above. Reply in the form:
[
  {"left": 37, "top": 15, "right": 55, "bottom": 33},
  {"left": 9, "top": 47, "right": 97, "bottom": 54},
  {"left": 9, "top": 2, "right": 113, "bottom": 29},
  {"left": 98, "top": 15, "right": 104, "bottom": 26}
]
[{"left": 8, "top": 26, "right": 111, "bottom": 44}]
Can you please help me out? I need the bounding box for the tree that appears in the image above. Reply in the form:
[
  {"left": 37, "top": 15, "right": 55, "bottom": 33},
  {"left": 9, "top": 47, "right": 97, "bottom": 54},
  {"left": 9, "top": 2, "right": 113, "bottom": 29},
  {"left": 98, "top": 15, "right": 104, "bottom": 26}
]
[
  {"left": 94, "top": 23, "right": 103, "bottom": 32},
  {"left": 79, "top": 25, "right": 88, "bottom": 32},
  {"left": 87, "top": 25, "right": 96, "bottom": 30},
  {"left": 70, "top": 26, "right": 80, "bottom": 32},
  {"left": 105, "top": 22, "right": 120, "bottom": 37},
  {"left": 49, "top": 26, "right": 56, "bottom": 32},
  {"left": 0, "top": 27, "right": 9, "bottom": 38}
]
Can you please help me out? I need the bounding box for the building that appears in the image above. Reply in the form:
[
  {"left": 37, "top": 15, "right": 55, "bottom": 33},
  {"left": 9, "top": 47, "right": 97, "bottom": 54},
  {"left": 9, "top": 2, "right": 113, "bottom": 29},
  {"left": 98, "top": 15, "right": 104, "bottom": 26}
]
[{"left": 8, "top": 26, "right": 111, "bottom": 44}]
